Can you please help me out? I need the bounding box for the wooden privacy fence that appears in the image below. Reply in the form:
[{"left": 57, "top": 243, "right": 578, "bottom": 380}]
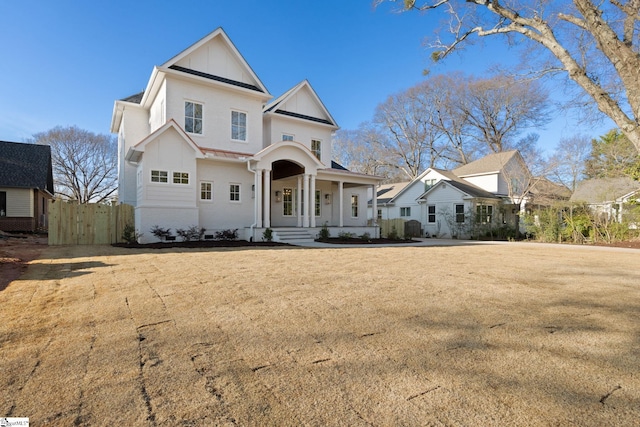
[
  {"left": 378, "top": 218, "right": 406, "bottom": 239},
  {"left": 48, "top": 201, "right": 134, "bottom": 245}
]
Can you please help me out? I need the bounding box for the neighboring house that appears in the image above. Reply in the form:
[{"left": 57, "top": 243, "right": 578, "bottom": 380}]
[
  {"left": 570, "top": 177, "right": 640, "bottom": 223},
  {"left": 0, "top": 141, "right": 54, "bottom": 232},
  {"left": 111, "top": 28, "right": 381, "bottom": 243},
  {"left": 369, "top": 150, "right": 532, "bottom": 238}
]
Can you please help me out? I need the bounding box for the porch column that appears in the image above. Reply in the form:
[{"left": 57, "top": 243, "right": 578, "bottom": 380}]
[
  {"left": 297, "top": 175, "right": 303, "bottom": 227},
  {"left": 310, "top": 174, "right": 316, "bottom": 228},
  {"left": 303, "top": 173, "right": 310, "bottom": 227},
  {"left": 371, "top": 184, "right": 377, "bottom": 226},
  {"left": 255, "top": 168, "right": 263, "bottom": 228},
  {"left": 338, "top": 181, "right": 344, "bottom": 227},
  {"left": 263, "top": 169, "right": 271, "bottom": 228}
]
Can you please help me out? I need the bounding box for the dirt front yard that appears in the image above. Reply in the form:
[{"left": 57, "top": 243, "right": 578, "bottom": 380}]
[{"left": 1, "top": 242, "right": 639, "bottom": 426}]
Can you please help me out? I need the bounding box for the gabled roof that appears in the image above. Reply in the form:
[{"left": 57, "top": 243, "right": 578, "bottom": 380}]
[
  {"left": 264, "top": 80, "right": 338, "bottom": 128},
  {"left": 570, "top": 177, "right": 640, "bottom": 204},
  {"left": 528, "top": 178, "right": 571, "bottom": 205},
  {"left": 125, "top": 119, "right": 205, "bottom": 162},
  {"left": 453, "top": 150, "right": 520, "bottom": 177},
  {"left": 0, "top": 141, "right": 54, "bottom": 194},
  {"left": 376, "top": 181, "right": 411, "bottom": 204},
  {"left": 442, "top": 180, "right": 500, "bottom": 199},
  {"left": 161, "top": 27, "right": 269, "bottom": 95}
]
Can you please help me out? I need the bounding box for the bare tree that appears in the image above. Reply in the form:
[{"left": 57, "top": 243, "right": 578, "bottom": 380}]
[
  {"left": 377, "top": 0, "right": 640, "bottom": 154},
  {"left": 460, "top": 75, "right": 550, "bottom": 154},
  {"left": 373, "top": 84, "right": 446, "bottom": 179},
  {"left": 333, "top": 123, "right": 406, "bottom": 181},
  {"left": 548, "top": 134, "right": 591, "bottom": 191},
  {"left": 31, "top": 126, "right": 118, "bottom": 203}
]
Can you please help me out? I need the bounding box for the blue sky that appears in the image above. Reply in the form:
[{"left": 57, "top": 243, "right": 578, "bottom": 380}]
[{"left": 0, "top": 1, "right": 612, "bottom": 153}]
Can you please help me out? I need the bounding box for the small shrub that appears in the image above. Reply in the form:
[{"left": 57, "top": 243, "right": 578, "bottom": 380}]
[
  {"left": 150, "top": 225, "right": 172, "bottom": 240},
  {"left": 176, "top": 225, "right": 206, "bottom": 242},
  {"left": 122, "top": 223, "right": 142, "bottom": 244},
  {"left": 387, "top": 226, "right": 399, "bottom": 240},
  {"left": 338, "top": 231, "right": 355, "bottom": 240},
  {"left": 215, "top": 229, "right": 238, "bottom": 240},
  {"left": 360, "top": 232, "right": 371, "bottom": 241},
  {"left": 317, "top": 222, "right": 330, "bottom": 240},
  {"left": 263, "top": 228, "right": 273, "bottom": 242}
]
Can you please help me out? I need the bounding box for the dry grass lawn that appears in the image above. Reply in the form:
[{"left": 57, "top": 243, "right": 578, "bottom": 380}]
[{"left": 1, "top": 242, "right": 639, "bottom": 426}]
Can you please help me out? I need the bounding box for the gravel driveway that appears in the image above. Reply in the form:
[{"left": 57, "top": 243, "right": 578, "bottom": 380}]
[{"left": 1, "top": 242, "right": 639, "bottom": 426}]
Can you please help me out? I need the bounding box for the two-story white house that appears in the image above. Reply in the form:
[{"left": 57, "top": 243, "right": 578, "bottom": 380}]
[
  {"left": 111, "top": 28, "right": 381, "bottom": 243},
  {"left": 369, "top": 150, "right": 532, "bottom": 238}
]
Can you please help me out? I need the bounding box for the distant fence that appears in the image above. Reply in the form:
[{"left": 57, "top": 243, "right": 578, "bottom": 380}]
[
  {"left": 378, "top": 218, "right": 406, "bottom": 239},
  {"left": 48, "top": 201, "right": 134, "bottom": 245},
  {"left": 378, "top": 219, "right": 423, "bottom": 239}
]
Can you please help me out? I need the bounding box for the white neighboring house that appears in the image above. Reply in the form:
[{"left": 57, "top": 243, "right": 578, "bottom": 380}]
[
  {"left": 570, "top": 177, "right": 640, "bottom": 224},
  {"left": 369, "top": 150, "right": 532, "bottom": 238},
  {"left": 111, "top": 28, "right": 382, "bottom": 243}
]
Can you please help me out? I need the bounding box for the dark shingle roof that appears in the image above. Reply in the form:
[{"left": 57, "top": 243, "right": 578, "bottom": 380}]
[
  {"left": 0, "top": 141, "right": 54, "bottom": 193},
  {"left": 169, "top": 65, "right": 264, "bottom": 93},
  {"left": 331, "top": 160, "right": 349, "bottom": 171},
  {"left": 121, "top": 91, "right": 144, "bottom": 104}
]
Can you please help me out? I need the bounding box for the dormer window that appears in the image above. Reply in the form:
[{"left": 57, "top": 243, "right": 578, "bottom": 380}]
[{"left": 185, "top": 101, "right": 203, "bottom": 134}]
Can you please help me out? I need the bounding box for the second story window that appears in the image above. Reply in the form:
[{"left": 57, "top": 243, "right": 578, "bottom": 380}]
[
  {"left": 282, "top": 134, "right": 294, "bottom": 141},
  {"left": 231, "top": 111, "right": 247, "bottom": 141},
  {"left": 185, "top": 101, "right": 203, "bottom": 134},
  {"left": 311, "top": 139, "right": 321, "bottom": 160}
]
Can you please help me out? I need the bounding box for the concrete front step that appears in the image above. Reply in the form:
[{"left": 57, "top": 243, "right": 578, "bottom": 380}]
[{"left": 272, "top": 229, "right": 316, "bottom": 243}]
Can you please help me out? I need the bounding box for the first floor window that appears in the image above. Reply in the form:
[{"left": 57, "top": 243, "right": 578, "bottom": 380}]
[
  {"left": 173, "top": 172, "right": 189, "bottom": 184},
  {"left": 377, "top": 209, "right": 382, "bottom": 220},
  {"left": 151, "top": 170, "right": 168, "bottom": 183},
  {"left": 200, "top": 182, "right": 212, "bottom": 200},
  {"left": 231, "top": 110, "right": 247, "bottom": 141},
  {"left": 400, "top": 207, "right": 411, "bottom": 217},
  {"left": 0, "top": 191, "right": 6, "bottom": 216},
  {"left": 283, "top": 188, "right": 293, "bottom": 216},
  {"left": 427, "top": 205, "right": 436, "bottom": 223},
  {"left": 456, "top": 204, "right": 465, "bottom": 223},
  {"left": 351, "top": 194, "right": 359, "bottom": 217},
  {"left": 476, "top": 205, "right": 492, "bottom": 224},
  {"left": 230, "top": 184, "right": 240, "bottom": 201},
  {"left": 311, "top": 139, "right": 321, "bottom": 160},
  {"left": 185, "top": 101, "right": 203, "bottom": 134}
]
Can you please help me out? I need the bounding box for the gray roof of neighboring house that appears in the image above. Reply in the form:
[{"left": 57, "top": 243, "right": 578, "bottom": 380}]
[
  {"left": 0, "top": 141, "right": 54, "bottom": 194},
  {"left": 429, "top": 179, "right": 499, "bottom": 200},
  {"left": 570, "top": 177, "right": 640, "bottom": 203},
  {"left": 453, "top": 150, "right": 519, "bottom": 176},
  {"left": 528, "top": 178, "right": 571, "bottom": 205},
  {"left": 373, "top": 181, "right": 411, "bottom": 204}
]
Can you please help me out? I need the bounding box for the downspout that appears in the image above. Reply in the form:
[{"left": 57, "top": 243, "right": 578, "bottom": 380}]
[{"left": 247, "top": 160, "right": 257, "bottom": 241}]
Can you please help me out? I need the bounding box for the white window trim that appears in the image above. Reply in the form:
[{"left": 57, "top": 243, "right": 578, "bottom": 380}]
[
  {"left": 427, "top": 204, "right": 436, "bottom": 223},
  {"left": 200, "top": 181, "right": 213, "bottom": 201},
  {"left": 172, "top": 171, "right": 190, "bottom": 185},
  {"left": 229, "top": 183, "right": 241, "bottom": 203},
  {"left": 400, "top": 207, "right": 411, "bottom": 217},
  {"left": 282, "top": 133, "right": 295, "bottom": 141},
  {"left": 351, "top": 194, "right": 359, "bottom": 218},
  {"left": 150, "top": 169, "right": 169, "bottom": 184},
  {"left": 184, "top": 100, "right": 204, "bottom": 135},
  {"left": 311, "top": 138, "right": 322, "bottom": 160},
  {"left": 231, "top": 109, "right": 248, "bottom": 142}
]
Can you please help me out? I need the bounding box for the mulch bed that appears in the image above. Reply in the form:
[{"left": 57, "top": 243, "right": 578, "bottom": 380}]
[
  {"left": 316, "top": 237, "right": 418, "bottom": 244},
  {"left": 112, "top": 240, "right": 290, "bottom": 249}
]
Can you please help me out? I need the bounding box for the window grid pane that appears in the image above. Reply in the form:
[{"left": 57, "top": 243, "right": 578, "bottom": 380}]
[
  {"left": 185, "top": 102, "right": 203, "bottom": 134},
  {"left": 151, "top": 170, "right": 168, "bottom": 183},
  {"left": 351, "top": 195, "right": 358, "bottom": 217},
  {"left": 283, "top": 188, "right": 293, "bottom": 216},
  {"left": 230, "top": 184, "right": 240, "bottom": 201},
  {"left": 201, "top": 182, "right": 212, "bottom": 200},
  {"left": 173, "top": 172, "right": 189, "bottom": 184},
  {"left": 232, "top": 111, "right": 247, "bottom": 141}
]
